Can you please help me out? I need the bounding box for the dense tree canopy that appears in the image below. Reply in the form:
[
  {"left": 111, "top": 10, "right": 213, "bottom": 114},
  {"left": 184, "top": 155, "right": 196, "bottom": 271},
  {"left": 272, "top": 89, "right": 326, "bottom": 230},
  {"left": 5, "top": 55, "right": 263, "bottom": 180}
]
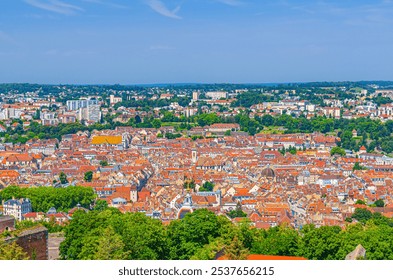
[
  {"left": 0, "top": 186, "right": 96, "bottom": 212},
  {"left": 60, "top": 209, "right": 169, "bottom": 260},
  {"left": 55, "top": 208, "right": 393, "bottom": 260}
]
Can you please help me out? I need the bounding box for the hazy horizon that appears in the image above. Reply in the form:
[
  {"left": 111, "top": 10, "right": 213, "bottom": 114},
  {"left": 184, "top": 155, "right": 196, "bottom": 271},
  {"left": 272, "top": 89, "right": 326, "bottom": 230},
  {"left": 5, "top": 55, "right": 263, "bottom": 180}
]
[{"left": 1, "top": 80, "right": 393, "bottom": 87}]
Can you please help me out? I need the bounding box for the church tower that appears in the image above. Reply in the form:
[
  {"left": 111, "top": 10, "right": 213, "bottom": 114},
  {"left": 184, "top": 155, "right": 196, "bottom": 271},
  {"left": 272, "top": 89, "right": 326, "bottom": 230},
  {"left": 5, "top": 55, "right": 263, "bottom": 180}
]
[
  {"left": 130, "top": 186, "right": 138, "bottom": 203},
  {"left": 191, "top": 147, "right": 198, "bottom": 164},
  {"left": 177, "top": 193, "right": 194, "bottom": 219},
  {"left": 192, "top": 148, "right": 197, "bottom": 164}
]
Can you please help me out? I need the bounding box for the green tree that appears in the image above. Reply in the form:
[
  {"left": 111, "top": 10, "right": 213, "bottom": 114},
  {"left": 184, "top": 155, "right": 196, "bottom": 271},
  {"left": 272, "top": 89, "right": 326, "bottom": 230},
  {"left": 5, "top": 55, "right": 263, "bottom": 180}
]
[
  {"left": 59, "top": 172, "right": 68, "bottom": 184},
  {"left": 288, "top": 146, "right": 297, "bottom": 155},
  {"left": 60, "top": 210, "right": 169, "bottom": 260},
  {"left": 84, "top": 171, "right": 93, "bottom": 182},
  {"left": 297, "top": 225, "right": 342, "bottom": 260},
  {"left": 190, "top": 238, "right": 226, "bottom": 260},
  {"left": 99, "top": 160, "right": 109, "bottom": 167},
  {"left": 330, "top": 147, "right": 346, "bottom": 156},
  {"left": 352, "top": 208, "right": 373, "bottom": 224},
  {"left": 199, "top": 181, "right": 214, "bottom": 192},
  {"left": 167, "top": 209, "right": 234, "bottom": 260},
  {"left": 94, "top": 227, "right": 128, "bottom": 260},
  {"left": 0, "top": 185, "right": 96, "bottom": 212},
  {"left": 353, "top": 162, "right": 367, "bottom": 171},
  {"left": 227, "top": 202, "right": 247, "bottom": 219},
  {"left": 252, "top": 225, "right": 299, "bottom": 257},
  {"left": 225, "top": 235, "right": 249, "bottom": 260},
  {"left": 151, "top": 119, "right": 162, "bottom": 129},
  {"left": 94, "top": 200, "right": 108, "bottom": 211},
  {"left": 33, "top": 109, "right": 41, "bottom": 120},
  {"left": 374, "top": 199, "right": 385, "bottom": 208},
  {"left": 355, "top": 200, "right": 366, "bottom": 205},
  {"left": 0, "top": 241, "right": 29, "bottom": 260}
]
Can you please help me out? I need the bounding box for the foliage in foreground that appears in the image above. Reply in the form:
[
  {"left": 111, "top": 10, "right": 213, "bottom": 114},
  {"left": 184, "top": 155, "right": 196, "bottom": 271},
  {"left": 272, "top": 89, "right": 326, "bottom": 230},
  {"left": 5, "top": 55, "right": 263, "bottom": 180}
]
[
  {"left": 0, "top": 241, "right": 29, "bottom": 260},
  {"left": 59, "top": 208, "right": 393, "bottom": 260}
]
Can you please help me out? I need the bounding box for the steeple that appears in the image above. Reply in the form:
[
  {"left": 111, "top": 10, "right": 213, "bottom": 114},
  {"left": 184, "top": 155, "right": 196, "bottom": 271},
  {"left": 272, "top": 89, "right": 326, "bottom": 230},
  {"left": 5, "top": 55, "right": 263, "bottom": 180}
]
[{"left": 183, "top": 193, "right": 193, "bottom": 207}]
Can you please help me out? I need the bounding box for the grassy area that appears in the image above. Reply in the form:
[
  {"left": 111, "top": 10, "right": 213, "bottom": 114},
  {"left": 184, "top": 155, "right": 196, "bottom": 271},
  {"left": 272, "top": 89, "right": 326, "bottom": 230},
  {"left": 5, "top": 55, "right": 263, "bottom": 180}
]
[
  {"left": 349, "top": 87, "right": 365, "bottom": 93},
  {"left": 259, "top": 126, "right": 286, "bottom": 134}
]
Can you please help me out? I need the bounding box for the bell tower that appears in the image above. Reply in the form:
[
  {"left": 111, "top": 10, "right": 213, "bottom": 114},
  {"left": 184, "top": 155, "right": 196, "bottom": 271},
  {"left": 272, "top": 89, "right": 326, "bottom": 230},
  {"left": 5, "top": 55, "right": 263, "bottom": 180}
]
[{"left": 192, "top": 148, "right": 197, "bottom": 164}]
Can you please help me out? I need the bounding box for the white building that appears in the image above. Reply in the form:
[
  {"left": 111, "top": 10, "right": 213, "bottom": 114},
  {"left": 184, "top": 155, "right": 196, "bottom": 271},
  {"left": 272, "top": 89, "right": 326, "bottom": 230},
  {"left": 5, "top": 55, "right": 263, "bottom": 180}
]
[
  {"left": 192, "top": 91, "right": 199, "bottom": 100},
  {"left": 110, "top": 95, "right": 122, "bottom": 105},
  {"left": 205, "top": 91, "right": 228, "bottom": 100},
  {"left": 66, "top": 99, "right": 99, "bottom": 111},
  {"left": 3, "top": 198, "right": 32, "bottom": 221},
  {"left": 77, "top": 104, "right": 101, "bottom": 123},
  {"left": 41, "top": 112, "right": 58, "bottom": 126}
]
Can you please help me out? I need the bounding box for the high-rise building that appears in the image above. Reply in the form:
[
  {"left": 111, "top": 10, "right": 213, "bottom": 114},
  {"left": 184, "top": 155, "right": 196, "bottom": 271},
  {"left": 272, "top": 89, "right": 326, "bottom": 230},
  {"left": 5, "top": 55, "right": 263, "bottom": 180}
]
[
  {"left": 77, "top": 104, "right": 101, "bottom": 123},
  {"left": 192, "top": 91, "right": 199, "bottom": 100},
  {"left": 66, "top": 99, "right": 98, "bottom": 111},
  {"left": 87, "top": 104, "right": 101, "bottom": 122}
]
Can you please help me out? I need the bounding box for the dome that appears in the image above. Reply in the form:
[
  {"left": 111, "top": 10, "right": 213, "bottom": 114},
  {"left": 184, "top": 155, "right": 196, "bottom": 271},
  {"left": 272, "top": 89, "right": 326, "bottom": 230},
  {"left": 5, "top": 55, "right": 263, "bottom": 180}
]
[
  {"left": 261, "top": 167, "right": 275, "bottom": 178},
  {"left": 178, "top": 208, "right": 192, "bottom": 219}
]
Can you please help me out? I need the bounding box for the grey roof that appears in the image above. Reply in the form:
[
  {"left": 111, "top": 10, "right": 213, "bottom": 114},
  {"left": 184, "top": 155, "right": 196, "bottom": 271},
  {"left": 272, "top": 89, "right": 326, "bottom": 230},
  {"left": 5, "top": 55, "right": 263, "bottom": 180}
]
[
  {"left": 112, "top": 197, "right": 127, "bottom": 203},
  {"left": 3, "top": 198, "right": 31, "bottom": 206},
  {"left": 47, "top": 207, "right": 57, "bottom": 214}
]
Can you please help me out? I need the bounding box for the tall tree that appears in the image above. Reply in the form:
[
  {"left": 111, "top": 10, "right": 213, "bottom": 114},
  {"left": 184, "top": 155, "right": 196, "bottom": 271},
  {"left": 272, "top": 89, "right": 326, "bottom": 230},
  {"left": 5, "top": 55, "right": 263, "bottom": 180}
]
[
  {"left": 94, "top": 227, "right": 127, "bottom": 260},
  {"left": 225, "top": 236, "right": 249, "bottom": 260}
]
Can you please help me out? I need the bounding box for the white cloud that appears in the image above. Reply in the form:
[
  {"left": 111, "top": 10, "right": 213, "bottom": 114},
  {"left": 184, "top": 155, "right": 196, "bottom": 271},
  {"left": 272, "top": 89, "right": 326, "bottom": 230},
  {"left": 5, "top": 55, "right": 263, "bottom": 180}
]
[
  {"left": 216, "top": 0, "right": 243, "bottom": 6},
  {"left": 81, "top": 0, "right": 128, "bottom": 9},
  {"left": 146, "top": 0, "right": 182, "bottom": 19},
  {"left": 24, "top": 0, "right": 83, "bottom": 15}
]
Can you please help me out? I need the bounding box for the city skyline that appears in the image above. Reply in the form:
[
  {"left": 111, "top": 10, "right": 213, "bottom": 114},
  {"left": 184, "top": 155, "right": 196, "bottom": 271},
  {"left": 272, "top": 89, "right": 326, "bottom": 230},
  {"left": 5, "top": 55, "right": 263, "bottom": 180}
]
[{"left": 1, "top": 0, "right": 393, "bottom": 84}]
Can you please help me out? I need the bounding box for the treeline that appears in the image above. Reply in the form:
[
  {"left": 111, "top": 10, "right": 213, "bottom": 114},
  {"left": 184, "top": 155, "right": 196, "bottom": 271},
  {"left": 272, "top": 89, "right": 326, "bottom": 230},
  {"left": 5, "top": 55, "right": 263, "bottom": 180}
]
[
  {"left": 1, "top": 120, "right": 128, "bottom": 143},
  {"left": 231, "top": 91, "right": 280, "bottom": 108},
  {"left": 164, "top": 112, "right": 393, "bottom": 153},
  {"left": 241, "top": 114, "right": 393, "bottom": 153},
  {"left": 59, "top": 208, "right": 393, "bottom": 260},
  {"left": 296, "top": 81, "right": 393, "bottom": 89},
  {"left": 2, "top": 112, "right": 393, "bottom": 153},
  {"left": 0, "top": 186, "right": 96, "bottom": 212},
  {"left": 0, "top": 83, "right": 145, "bottom": 98}
]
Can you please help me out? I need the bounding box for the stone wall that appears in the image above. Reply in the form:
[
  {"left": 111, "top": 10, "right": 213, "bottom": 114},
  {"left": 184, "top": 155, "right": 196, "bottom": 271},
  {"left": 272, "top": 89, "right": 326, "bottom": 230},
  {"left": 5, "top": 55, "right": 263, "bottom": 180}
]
[
  {"left": 12, "top": 226, "right": 48, "bottom": 260},
  {"left": 0, "top": 216, "right": 15, "bottom": 233}
]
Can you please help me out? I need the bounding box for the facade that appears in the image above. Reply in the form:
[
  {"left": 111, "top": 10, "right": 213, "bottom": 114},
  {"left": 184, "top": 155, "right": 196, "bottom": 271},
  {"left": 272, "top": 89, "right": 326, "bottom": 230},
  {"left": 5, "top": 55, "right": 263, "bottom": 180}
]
[
  {"left": 66, "top": 99, "right": 98, "bottom": 111},
  {"left": 192, "top": 91, "right": 199, "bottom": 100},
  {"left": 0, "top": 215, "right": 15, "bottom": 233},
  {"left": 206, "top": 91, "right": 228, "bottom": 100},
  {"left": 41, "top": 112, "right": 58, "bottom": 126},
  {"left": 3, "top": 198, "right": 32, "bottom": 221},
  {"left": 110, "top": 95, "right": 122, "bottom": 105},
  {"left": 77, "top": 104, "right": 101, "bottom": 123}
]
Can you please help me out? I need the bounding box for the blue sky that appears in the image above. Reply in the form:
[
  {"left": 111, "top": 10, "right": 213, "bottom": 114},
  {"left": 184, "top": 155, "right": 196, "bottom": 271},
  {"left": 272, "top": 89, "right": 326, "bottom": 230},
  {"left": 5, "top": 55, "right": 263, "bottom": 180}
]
[{"left": 0, "top": 0, "right": 392, "bottom": 84}]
